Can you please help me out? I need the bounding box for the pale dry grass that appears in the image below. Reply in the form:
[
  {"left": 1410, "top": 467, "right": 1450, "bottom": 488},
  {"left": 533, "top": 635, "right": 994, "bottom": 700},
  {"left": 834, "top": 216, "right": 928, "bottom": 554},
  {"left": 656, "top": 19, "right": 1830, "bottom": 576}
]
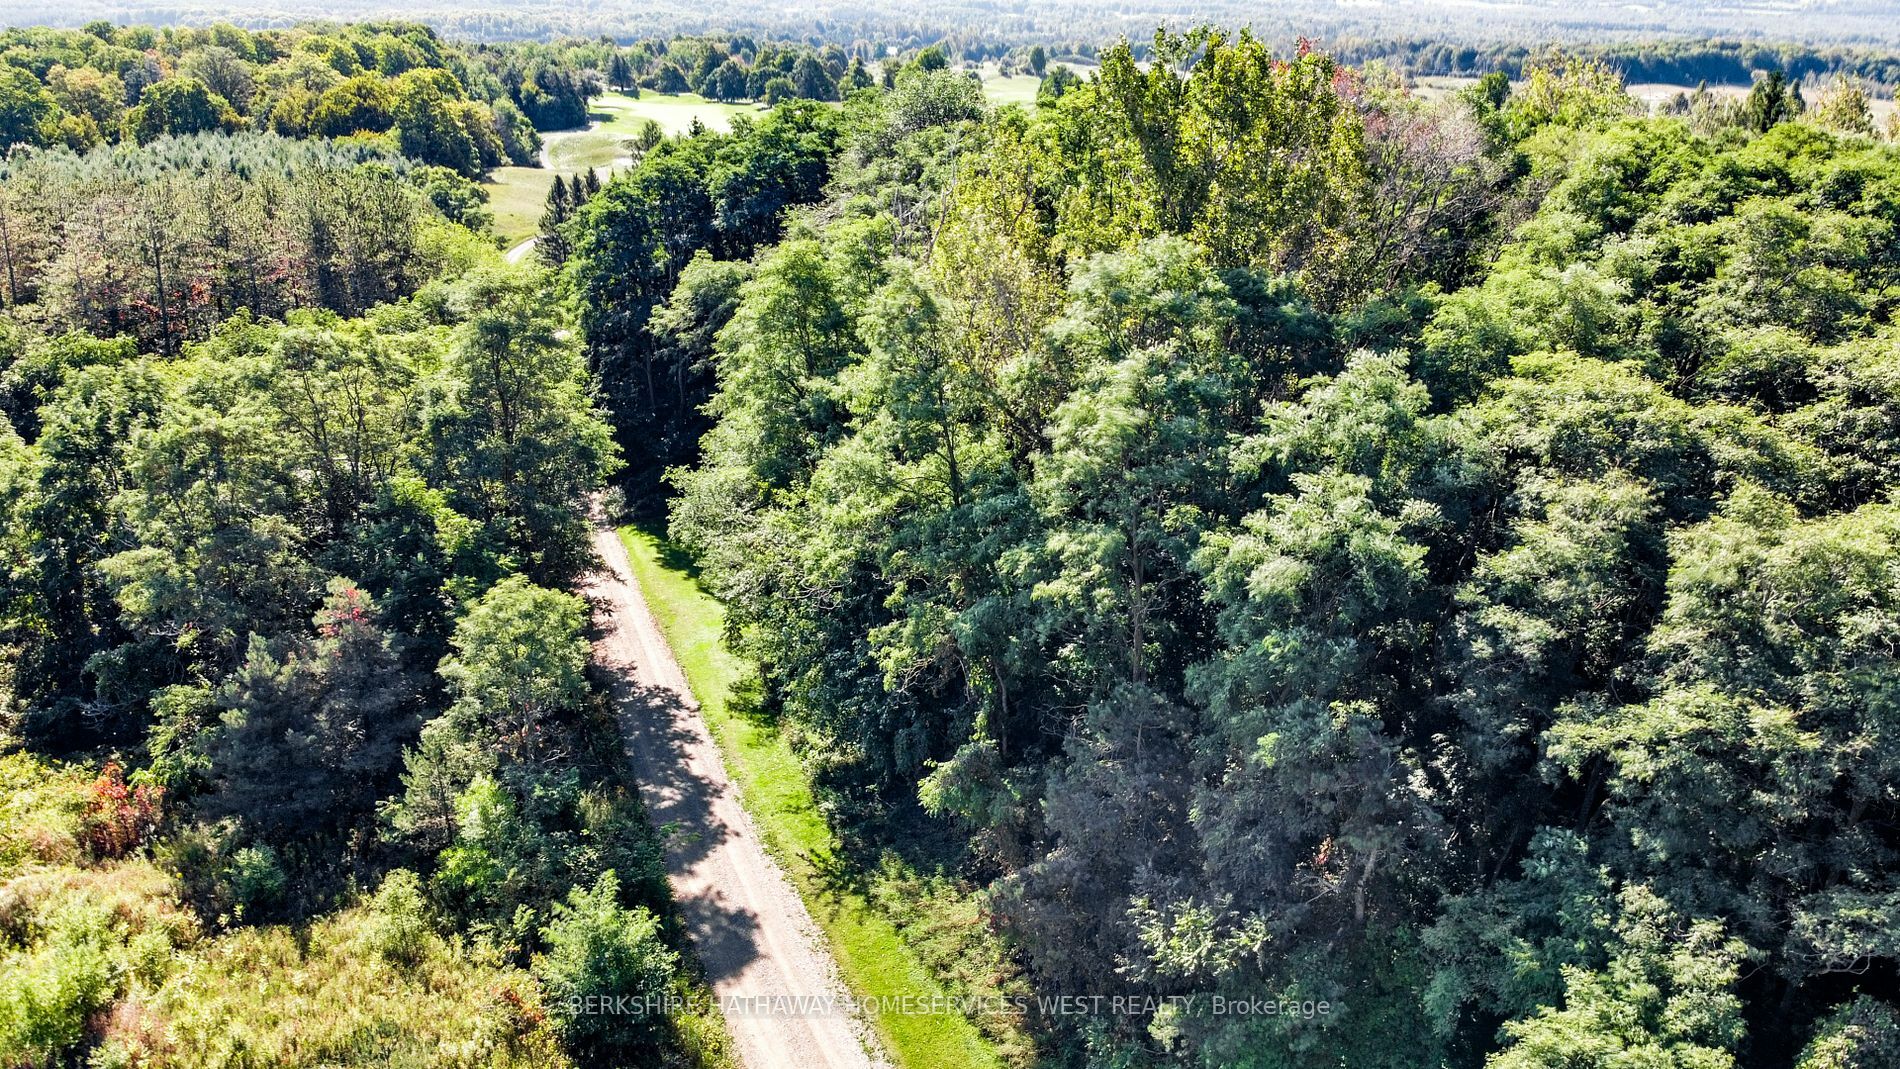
[{"left": 100, "top": 907, "right": 573, "bottom": 1069}]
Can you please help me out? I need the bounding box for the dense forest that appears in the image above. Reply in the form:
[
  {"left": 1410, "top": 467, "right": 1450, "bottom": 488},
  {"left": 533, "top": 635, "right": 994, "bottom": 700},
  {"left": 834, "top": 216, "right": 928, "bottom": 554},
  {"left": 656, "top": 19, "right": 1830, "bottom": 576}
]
[
  {"left": 0, "top": 21, "right": 572, "bottom": 173},
  {"left": 590, "top": 31, "right": 1900, "bottom": 1069},
  {"left": 0, "top": 20, "right": 733, "bottom": 1066},
  {"left": 0, "top": 189, "right": 711, "bottom": 1067},
  {"left": 3, "top": 12, "right": 1900, "bottom": 1069}
]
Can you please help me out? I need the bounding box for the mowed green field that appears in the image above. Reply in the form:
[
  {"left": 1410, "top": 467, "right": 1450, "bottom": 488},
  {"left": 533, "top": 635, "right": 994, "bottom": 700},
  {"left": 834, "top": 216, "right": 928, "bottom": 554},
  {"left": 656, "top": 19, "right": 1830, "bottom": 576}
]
[
  {"left": 485, "top": 165, "right": 557, "bottom": 247},
  {"left": 483, "top": 91, "right": 767, "bottom": 249},
  {"left": 975, "top": 61, "right": 1095, "bottom": 108},
  {"left": 546, "top": 90, "right": 763, "bottom": 172},
  {"left": 595, "top": 89, "right": 763, "bottom": 140},
  {"left": 980, "top": 72, "right": 1041, "bottom": 107}
]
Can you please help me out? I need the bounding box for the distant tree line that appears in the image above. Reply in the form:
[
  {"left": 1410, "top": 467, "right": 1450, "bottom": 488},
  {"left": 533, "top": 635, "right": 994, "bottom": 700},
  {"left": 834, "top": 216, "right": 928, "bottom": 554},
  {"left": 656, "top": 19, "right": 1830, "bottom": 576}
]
[
  {"left": 1334, "top": 35, "right": 1900, "bottom": 88},
  {"left": 37, "top": 0, "right": 1900, "bottom": 57},
  {"left": 511, "top": 33, "right": 885, "bottom": 105}
]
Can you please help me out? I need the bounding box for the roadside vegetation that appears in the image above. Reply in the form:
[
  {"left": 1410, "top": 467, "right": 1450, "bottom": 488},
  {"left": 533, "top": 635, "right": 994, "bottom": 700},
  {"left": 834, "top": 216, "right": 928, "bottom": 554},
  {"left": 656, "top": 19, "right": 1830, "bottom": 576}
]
[{"left": 620, "top": 525, "right": 1030, "bottom": 1069}]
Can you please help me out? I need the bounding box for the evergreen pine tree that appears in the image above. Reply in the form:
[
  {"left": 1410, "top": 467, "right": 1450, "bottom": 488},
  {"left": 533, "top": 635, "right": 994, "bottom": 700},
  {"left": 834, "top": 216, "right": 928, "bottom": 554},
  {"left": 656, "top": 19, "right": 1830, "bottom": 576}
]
[{"left": 538, "top": 174, "right": 573, "bottom": 266}]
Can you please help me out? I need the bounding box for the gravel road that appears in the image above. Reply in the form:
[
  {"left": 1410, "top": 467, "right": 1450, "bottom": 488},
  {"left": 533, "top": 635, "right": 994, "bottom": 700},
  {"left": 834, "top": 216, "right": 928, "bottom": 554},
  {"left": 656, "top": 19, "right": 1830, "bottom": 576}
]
[
  {"left": 504, "top": 236, "right": 537, "bottom": 264},
  {"left": 583, "top": 521, "right": 889, "bottom": 1069}
]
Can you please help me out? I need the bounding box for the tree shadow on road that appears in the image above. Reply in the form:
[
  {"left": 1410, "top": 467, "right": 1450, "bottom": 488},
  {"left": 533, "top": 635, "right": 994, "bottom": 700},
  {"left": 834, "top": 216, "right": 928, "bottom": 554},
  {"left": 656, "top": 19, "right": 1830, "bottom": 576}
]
[{"left": 588, "top": 590, "right": 768, "bottom": 982}]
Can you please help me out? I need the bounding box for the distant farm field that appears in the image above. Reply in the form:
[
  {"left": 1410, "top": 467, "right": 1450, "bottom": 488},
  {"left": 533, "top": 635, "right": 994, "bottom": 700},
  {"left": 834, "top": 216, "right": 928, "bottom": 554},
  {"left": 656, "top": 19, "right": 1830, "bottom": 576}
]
[{"left": 1413, "top": 74, "right": 1897, "bottom": 126}]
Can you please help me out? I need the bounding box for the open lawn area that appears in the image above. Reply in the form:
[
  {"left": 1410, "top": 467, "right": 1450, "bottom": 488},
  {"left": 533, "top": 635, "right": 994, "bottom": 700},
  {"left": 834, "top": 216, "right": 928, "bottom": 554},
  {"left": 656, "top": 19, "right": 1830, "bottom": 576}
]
[
  {"left": 546, "top": 90, "right": 766, "bottom": 176},
  {"left": 483, "top": 91, "right": 767, "bottom": 249},
  {"left": 597, "top": 89, "right": 764, "bottom": 140},
  {"left": 485, "top": 165, "right": 556, "bottom": 247},
  {"left": 980, "top": 71, "right": 1041, "bottom": 107},
  {"left": 975, "top": 61, "right": 1097, "bottom": 108}
]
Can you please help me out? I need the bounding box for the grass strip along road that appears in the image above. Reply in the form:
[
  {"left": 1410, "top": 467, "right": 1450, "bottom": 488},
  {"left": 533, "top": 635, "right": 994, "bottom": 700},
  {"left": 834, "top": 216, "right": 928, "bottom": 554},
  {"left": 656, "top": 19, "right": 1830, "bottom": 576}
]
[{"left": 618, "top": 526, "right": 1007, "bottom": 1069}]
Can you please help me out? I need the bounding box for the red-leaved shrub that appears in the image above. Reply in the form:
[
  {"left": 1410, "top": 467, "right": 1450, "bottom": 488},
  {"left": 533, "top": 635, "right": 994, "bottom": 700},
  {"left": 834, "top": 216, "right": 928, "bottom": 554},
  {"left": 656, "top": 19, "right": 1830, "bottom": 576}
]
[{"left": 83, "top": 762, "right": 164, "bottom": 859}]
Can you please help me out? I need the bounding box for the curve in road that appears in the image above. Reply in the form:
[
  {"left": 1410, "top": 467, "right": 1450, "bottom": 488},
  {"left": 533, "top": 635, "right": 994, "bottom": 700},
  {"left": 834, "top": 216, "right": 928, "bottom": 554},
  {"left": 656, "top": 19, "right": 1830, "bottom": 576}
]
[{"left": 505, "top": 236, "right": 537, "bottom": 264}]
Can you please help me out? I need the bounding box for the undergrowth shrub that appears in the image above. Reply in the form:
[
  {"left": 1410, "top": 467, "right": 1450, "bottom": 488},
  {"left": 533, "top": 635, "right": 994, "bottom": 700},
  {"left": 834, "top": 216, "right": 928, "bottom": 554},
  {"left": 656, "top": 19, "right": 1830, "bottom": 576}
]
[
  {"left": 0, "top": 910, "right": 115, "bottom": 1067},
  {"left": 80, "top": 764, "right": 163, "bottom": 861},
  {"left": 159, "top": 822, "right": 290, "bottom": 926},
  {"left": 0, "top": 754, "right": 87, "bottom": 876},
  {"left": 97, "top": 902, "right": 574, "bottom": 1069},
  {"left": 361, "top": 869, "right": 432, "bottom": 967},
  {"left": 0, "top": 861, "right": 192, "bottom": 1068},
  {"left": 533, "top": 871, "right": 677, "bottom": 1062}
]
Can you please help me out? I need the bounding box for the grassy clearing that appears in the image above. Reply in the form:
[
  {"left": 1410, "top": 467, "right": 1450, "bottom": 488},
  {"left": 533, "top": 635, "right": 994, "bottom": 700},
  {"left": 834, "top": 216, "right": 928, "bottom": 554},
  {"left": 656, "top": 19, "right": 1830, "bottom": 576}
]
[
  {"left": 485, "top": 165, "right": 557, "bottom": 247},
  {"left": 980, "top": 73, "right": 1041, "bottom": 108},
  {"left": 607, "top": 90, "right": 763, "bottom": 138},
  {"left": 483, "top": 91, "right": 764, "bottom": 248},
  {"left": 549, "top": 91, "right": 761, "bottom": 171},
  {"left": 618, "top": 526, "right": 1032, "bottom": 1069},
  {"left": 975, "top": 61, "right": 1097, "bottom": 109}
]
